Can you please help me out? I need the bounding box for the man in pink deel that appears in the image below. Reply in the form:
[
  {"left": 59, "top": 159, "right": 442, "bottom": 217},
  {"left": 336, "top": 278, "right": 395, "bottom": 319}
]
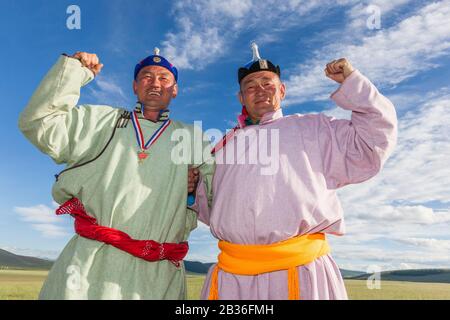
[{"left": 190, "top": 43, "right": 398, "bottom": 300}]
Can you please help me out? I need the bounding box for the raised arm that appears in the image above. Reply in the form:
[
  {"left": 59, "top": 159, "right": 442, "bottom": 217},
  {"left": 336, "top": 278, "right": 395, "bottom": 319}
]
[
  {"left": 18, "top": 53, "right": 120, "bottom": 165},
  {"left": 318, "top": 58, "right": 398, "bottom": 189}
]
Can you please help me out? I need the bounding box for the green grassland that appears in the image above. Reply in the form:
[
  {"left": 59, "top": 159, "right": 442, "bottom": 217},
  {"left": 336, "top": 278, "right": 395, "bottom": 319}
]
[
  {"left": 344, "top": 279, "right": 450, "bottom": 300},
  {"left": 0, "top": 270, "right": 48, "bottom": 300},
  {"left": 1, "top": 270, "right": 450, "bottom": 300}
]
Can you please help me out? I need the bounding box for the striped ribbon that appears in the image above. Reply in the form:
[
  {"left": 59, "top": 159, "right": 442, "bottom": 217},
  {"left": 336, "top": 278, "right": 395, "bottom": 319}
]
[{"left": 131, "top": 111, "right": 171, "bottom": 151}]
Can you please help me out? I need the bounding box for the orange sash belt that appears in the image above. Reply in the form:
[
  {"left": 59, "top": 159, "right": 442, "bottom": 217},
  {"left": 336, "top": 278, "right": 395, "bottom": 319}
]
[{"left": 208, "top": 233, "right": 330, "bottom": 300}]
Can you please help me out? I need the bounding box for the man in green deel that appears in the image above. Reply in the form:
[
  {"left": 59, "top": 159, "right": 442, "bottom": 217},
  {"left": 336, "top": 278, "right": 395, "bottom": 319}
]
[{"left": 18, "top": 49, "right": 213, "bottom": 299}]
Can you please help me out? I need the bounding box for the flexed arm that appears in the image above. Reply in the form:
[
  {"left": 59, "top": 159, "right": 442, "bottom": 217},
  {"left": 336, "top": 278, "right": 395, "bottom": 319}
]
[
  {"left": 319, "top": 58, "right": 398, "bottom": 189},
  {"left": 18, "top": 52, "right": 118, "bottom": 165}
]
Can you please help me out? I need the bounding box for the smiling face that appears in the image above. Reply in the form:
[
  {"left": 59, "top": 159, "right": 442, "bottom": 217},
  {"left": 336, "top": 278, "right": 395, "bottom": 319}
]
[
  {"left": 238, "top": 71, "right": 286, "bottom": 122},
  {"left": 133, "top": 65, "right": 178, "bottom": 112}
]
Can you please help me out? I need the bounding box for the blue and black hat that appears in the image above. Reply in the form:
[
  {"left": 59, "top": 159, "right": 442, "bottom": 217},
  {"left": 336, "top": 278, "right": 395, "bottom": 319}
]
[
  {"left": 238, "top": 43, "right": 280, "bottom": 84},
  {"left": 134, "top": 48, "right": 178, "bottom": 82}
]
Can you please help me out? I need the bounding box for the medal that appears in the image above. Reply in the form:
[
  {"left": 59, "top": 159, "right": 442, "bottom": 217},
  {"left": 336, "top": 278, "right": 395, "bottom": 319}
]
[
  {"left": 131, "top": 111, "right": 171, "bottom": 164},
  {"left": 138, "top": 151, "right": 149, "bottom": 163}
]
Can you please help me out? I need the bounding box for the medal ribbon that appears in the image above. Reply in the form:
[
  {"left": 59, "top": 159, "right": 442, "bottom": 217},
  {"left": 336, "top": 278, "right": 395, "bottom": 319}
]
[
  {"left": 131, "top": 111, "right": 171, "bottom": 151},
  {"left": 211, "top": 106, "right": 248, "bottom": 154}
]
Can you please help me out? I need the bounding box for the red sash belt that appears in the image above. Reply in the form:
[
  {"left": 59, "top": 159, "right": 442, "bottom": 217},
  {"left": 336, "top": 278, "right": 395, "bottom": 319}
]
[{"left": 56, "top": 198, "right": 188, "bottom": 267}]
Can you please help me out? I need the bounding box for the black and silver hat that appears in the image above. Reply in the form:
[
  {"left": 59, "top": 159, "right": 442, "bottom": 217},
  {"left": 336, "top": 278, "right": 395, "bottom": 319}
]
[{"left": 238, "top": 42, "right": 280, "bottom": 84}]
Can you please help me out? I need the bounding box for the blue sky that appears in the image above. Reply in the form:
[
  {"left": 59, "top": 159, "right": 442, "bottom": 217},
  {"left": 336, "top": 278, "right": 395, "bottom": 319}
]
[{"left": 1, "top": 0, "right": 449, "bottom": 272}]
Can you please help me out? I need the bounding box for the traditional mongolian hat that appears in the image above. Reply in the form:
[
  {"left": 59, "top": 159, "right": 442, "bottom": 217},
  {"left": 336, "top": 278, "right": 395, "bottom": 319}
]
[
  {"left": 134, "top": 47, "right": 178, "bottom": 82},
  {"left": 238, "top": 42, "right": 280, "bottom": 84}
]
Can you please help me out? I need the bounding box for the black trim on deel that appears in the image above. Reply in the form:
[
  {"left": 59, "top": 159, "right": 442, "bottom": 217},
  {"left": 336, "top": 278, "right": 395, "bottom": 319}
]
[{"left": 54, "top": 110, "right": 131, "bottom": 181}]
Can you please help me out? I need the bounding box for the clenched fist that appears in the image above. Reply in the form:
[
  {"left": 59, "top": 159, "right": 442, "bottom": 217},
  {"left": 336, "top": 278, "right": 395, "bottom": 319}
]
[
  {"left": 71, "top": 52, "right": 104, "bottom": 76},
  {"left": 324, "top": 58, "right": 355, "bottom": 84}
]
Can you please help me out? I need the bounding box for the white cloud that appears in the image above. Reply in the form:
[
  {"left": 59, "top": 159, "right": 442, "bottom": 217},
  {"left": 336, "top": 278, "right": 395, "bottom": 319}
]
[
  {"left": 162, "top": 0, "right": 247, "bottom": 69},
  {"left": 13, "top": 204, "right": 71, "bottom": 238},
  {"left": 162, "top": 19, "right": 225, "bottom": 70},
  {"left": 332, "top": 245, "right": 450, "bottom": 271},
  {"left": 185, "top": 222, "right": 219, "bottom": 262},
  {"left": 285, "top": 0, "right": 450, "bottom": 105},
  {"left": 351, "top": 206, "right": 450, "bottom": 225},
  {"left": 31, "top": 224, "right": 70, "bottom": 238},
  {"left": 204, "top": 0, "right": 254, "bottom": 19},
  {"left": 326, "top": 92, "right": 450, "bottom": 270},
  {"left": 387, "top": 87, "right": 450, "bottom": 112},
  {"left": 347, "top": 0, "right": 413, "bottom": 30},
  {"left": 87, "top": 75, "right": 130, "bottom": 107},
  {"left": 322, "top": 105, "right": 352, "bottom": 120},
  {"left": 161, "top": 0, "right": 358, "bottom": 70},
  {"left": 340, "top": 94, "right": 450, "bottom": 207},
  {"left": 14, "top": 204, "right": 59, "bottom": 224},
  {"left": 393, "top": 237, "right": 450, "bottom": 250},
  {"left": 160, "top": 0, "right": 423, "bottom": 74}
]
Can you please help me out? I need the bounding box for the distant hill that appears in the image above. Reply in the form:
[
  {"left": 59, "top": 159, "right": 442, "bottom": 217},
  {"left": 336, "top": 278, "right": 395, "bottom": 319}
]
[
  {"left": 184, "top": 260, "right": 214, "bottom": 274},
  {"left": 0, "top": 248, "right": 53, "bottom": 270},
  {"left": 340, "top": 269, "right": 366, "bottom": 278},
  {"left": 3, "top": 249, "right": 449, "bottom": 283},
  {"left": 350, "top": 269, "right": 450, "bottom": 283},
  {"left": 0, "top": 248, "right": 362, "bottom": 276},
  {"left": 0, "top": 248, "right": 216, "bottom": 273}
]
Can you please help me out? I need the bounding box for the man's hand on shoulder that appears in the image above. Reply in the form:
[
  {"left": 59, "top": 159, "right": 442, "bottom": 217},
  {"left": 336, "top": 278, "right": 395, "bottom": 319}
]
[
  {"left": 324, "top": 58, "right": 355, "bottom": 84},
  {"left": 71, "top": 52, "right": 104, "bottom": 76},
  {"left": 188, "top": 166, "right": 200, "bottom": 195}
]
